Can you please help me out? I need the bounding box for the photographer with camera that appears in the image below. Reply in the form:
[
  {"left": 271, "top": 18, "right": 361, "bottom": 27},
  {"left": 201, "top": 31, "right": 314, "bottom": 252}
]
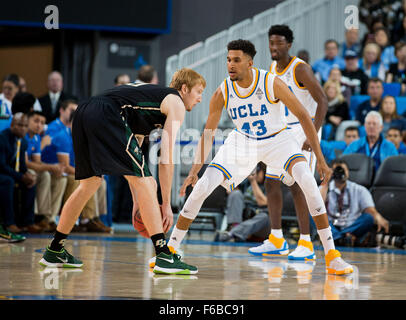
[{"left": 318, "top": 159, "right": 389, "bottom": 246}]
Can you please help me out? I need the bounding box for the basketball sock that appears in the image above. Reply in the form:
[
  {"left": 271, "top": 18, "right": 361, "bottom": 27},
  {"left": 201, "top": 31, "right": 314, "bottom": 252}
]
[
  {"left": 271, "top": 229, "right": 283, "bottom": 238},
  {"left": 49, "top": 230, "right": 68, "bottom": 252},
  {"left": 167, "top": 226, "right": 188, "bottom": 251},
  {"left": 151, "top": 233, "right": 171, "bottom": 256},
  {"left": 299, "top": 234, "right": 311, "bottom": 242},
  {"left": 317, "top": 226, "right": 335, "bottom": 255}
]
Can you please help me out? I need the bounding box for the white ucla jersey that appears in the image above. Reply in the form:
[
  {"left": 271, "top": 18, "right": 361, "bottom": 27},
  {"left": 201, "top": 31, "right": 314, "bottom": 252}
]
[
  {"left": 220, "top": 68, "right": 287, "bottom": 139},
  {"left": 269, "top": 56, "right": 317, "bottom": 124}
]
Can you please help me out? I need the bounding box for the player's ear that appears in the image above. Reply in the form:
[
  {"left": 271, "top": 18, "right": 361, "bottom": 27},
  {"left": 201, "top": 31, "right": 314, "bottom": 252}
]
[{"left": 181, "top": 84, "right": 189, "bottom": 95}]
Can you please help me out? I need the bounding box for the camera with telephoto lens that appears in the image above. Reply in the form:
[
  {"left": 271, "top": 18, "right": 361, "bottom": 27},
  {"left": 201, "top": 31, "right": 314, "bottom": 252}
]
[
  {"left": 332, "top": 165, "right": 346, "bottom": 182},
  {"left": 376, "top": 233, "right": 406, "bottom": 249}
]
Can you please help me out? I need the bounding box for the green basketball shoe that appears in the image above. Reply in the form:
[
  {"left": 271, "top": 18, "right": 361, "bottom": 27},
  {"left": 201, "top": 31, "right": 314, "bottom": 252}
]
[
  {"left": 153, "top": 252, "right": 198, "bottom": 275},
  {"left": 0, "top": 225, "right": 26, "bottom": 243},
  {"left": 39, "top": 247, "right": 83, "bottom": 268}
]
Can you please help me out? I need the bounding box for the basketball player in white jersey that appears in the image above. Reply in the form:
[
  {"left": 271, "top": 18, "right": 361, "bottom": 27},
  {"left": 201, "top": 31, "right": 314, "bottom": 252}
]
[
  {"left": 150, "top": 39, "right": 353, "bottom": 275},
  {"left": 248, "top": 25, "right": 328, "bottom": 260}
]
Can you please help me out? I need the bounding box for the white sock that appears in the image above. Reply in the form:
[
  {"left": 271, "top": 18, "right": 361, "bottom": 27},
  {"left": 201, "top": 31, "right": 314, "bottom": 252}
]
[
  {"left": 317, "top": 226, "right": 335, "bottom": 255},
  {"left": 299, "top": 234, "right": 311, "bottom": 242},
  {"left": 271, "top": 229, "right": 283, "bottom": 238},
  {"left": 167, "top": 226, "right": 188, "bottom": 251}
]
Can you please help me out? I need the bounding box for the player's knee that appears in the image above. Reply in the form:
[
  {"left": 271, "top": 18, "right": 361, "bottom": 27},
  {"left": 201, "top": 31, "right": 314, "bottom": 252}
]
[{"left": 190, "top": 176, "right": 210, "bottom": 200}]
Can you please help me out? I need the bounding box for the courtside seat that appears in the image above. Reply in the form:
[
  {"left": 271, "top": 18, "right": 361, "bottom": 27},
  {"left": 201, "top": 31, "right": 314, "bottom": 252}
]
[{"left": 338, "top": 153, "right": 374, "bottom": 189}]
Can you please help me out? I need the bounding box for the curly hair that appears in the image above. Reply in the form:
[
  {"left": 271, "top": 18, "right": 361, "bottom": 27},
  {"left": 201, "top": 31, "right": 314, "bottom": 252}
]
[
  {"left": 227, "top": 39, "right": 257, "bottom": 59},
  {"left": 268, "top": 25, "right": 294, "bottom": 43}
]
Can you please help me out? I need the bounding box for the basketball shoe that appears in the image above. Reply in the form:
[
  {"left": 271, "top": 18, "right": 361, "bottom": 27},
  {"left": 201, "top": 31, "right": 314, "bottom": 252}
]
[
  {"left": 153, "top": 252, "right": 198, "bottom": 275},
  {"left": 39, "top": 247, "right": 83, "bottom": 268},
  {"left": 288, "top": 239, "right": 316, "bottom": 260},
  {"left": 149, "top": 246, "right": 183, "bottom": 268},
  {"left": 248, "top": 234, "right": 289, "bottom": 256},
  {"left": 325, "top": 249, "right": 353, "bottom": 275},
  {"left": 0, "top": 225, "right": 26, "bottom": 243}
]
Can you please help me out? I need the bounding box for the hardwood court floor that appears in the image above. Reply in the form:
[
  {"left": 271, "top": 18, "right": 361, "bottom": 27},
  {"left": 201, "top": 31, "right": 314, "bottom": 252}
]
[{"left": 1, "top": 230, "right": 406, "bottom": 300}]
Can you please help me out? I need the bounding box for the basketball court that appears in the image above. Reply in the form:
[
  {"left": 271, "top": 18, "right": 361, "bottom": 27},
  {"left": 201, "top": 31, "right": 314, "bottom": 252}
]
[{"left": 1, "top": 230, "right": 406, "bottom": 300}]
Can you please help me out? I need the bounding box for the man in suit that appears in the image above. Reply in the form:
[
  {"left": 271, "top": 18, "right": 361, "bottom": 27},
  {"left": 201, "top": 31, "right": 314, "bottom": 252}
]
[{"left": 38, "top": 71, "right": 77, "bottom": 123}]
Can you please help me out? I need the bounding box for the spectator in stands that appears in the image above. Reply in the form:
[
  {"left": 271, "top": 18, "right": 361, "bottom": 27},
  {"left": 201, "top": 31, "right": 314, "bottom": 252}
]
[
  {"left": 136, "top": 65, "right": 159, "bottom": 84},
  {"left": 344, "top": 126, "right": 361, "bottom": 146},
  {"left": 319, "top": 159, "right": 389, "bottom": 246},
  {"left": 359, "top": 0, "right": 398, "bottom": 35},
  {"left": 341, "top": 50, "right": 369, "bottom": 95},
  {"left": 0, "top": 74, "right": 19, "bottom": 120},
  {"left": 355, "top": 78, "right": 384, "bottom": 124},
  {"left": 359, "top": 43, "right": 387, "bottom": 81},
  {"left": 38, "top": 71, "right": 77, "bottom": 123},
  {"left": 0, "top": 113, "right": 42, "bottom": 234},
  {"left": 214, "top": 163, "right": 269, "bottom": 243},
  {"left": 392, "top": 11, "right": 406, "bottom": 44},
  {"left": 297, "top": 49, "right": 310, "bottom": 64},
  {"left": 312, "top": 39, "right": 345, "bottom": 83},
  {"left": 386, "top": 41, "right": 406, "bottom": 95},
  {"left": 379, "top": 95, "right": 406, "bottom": 134},
  {"left": 114, "top": 74, "right": 131, "bottom": 86},
  {"left": 386, "top": 127, "right": 406, "bottom": 154},
  {"left": 18, "top": 76, "right": 42, "bottom": 111},
  {"left": 25, "top": 111, "right": 66, "bottom": 232},
  {"left": 374, "top": 27, "right": 398, "bottom": 70},
  {"left": 323, "top": 80, "right": 349, "bottom": 140},
  {"left": 328, "top": 67, "right": 351, "bottom": 103},
  {"left": 323, "top": 125, "right": 362, "bottom": 160},
  {"left": 344, "top": 111, "right": 398, "bottom": 173},
  {"left": 340, "top": 28, "right": 361, "bottom": 58},
  {"left": 11, "top": 92, "right": 35, "bottom": 115}
]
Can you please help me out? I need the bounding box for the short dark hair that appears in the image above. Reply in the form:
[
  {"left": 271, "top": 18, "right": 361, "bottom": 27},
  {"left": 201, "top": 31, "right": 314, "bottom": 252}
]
[
  {"left": 387, "top": 126, "right": 401, "bottom": 135},
  {"left": 331, "top": 158, "right": 348, "bottom": 168},
  {"left": 11, "top": 92, "right": 36, "bottom": 114},
  {"left": 368, "top": 77, "right": 383, "bottom": 86},
  {"left": 137, "top": 65, "right": 156, "bottom": 83},
  {"left": 3, "top": 74, "right": 20, "bottom": 87},
  {"left": 345, "top": 126, "right": 359, "bottom": 134},
  {"left": 60, "top": 99, "right": 78, "bottom": 111},
  {"left": 27, "top": 110, "right": 46, "bottom": 119},
  {"left": 325, "top": 39, "right": 339, "bottom": 49},
  {"left": 227, "top": 39, "right": 257, "bottom": 59},
  {"left": 268, "top": 24, "right": 294, "bottom": 43}
]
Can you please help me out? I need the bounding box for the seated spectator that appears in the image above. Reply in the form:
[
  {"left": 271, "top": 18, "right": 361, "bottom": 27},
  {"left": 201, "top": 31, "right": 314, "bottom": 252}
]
[
  {"left": 136, "top": 65, "right": 159, "bottom": 84},
  {"left": 327, "top": 67, "right": 352, "bottom": 103},
  {"left": 359, "top": 43, "right": 387, "bottom": 81},
  {"left": 344, "top": 111, "right": 398, "bottom": 173},
  {"left": 11, "top": 92, "right": 35, "bottom": 115},
  {"left": 374, "top": 27, "right": 398, "bottom": 70},
  {"left": 340, "top": 28, "right": 361, "bottom": 58},
  {"left": 341, "top": 50, "right": 369, "bottom": 95},
  {"left": 25, "top": 111, "right": 67, "bottom": 232},
  {"left": 355, "top": 78, "right": 384, "bottom": 124},
  {"left": 0, "top": 113, "right": 42, "bottom": 234},
  {"left": 343, "top": 126, "right": 361, "bottom": 147},
  {"left": 297, "top": 49, "right": 310, "bottom": 64},
  {"left": 379, "top": 95, "right": 406, "bottom": 134},
  {"left": 38, "top": 71, "right": 77, "bottom": 124},
  {"left": 323, "top": 80, "right": 349, "bottom": 140},
  {"left": 0, "top": 74, "right": 20, "bottom": 130},
  {"left": 214, "top": 163, "right": 269, "bottom": 242},
  {"left": 312, "top": 39, "right": 346, "bottom": 83},
  {"left": 18, "top": 76, "right": 42, "bottom": 111},
  {"left": 386, "top": 127, "right": 406, "bottom": 154},
  {"left": 386, "top": 41, "right": 406, "bottom": 95},
  {"left": 318, "top": 159, "right": 389, "bottom": 246},
  {"left": 114, "top": 74, "right": 131, "bottom": 86}
]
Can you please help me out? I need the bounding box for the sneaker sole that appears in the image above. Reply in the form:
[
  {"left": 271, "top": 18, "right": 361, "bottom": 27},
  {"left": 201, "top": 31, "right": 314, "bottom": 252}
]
[
  {"left": 39, "top": 258, "right": 83, "bottom": 268},
  {"left": 288, "top": 253, "right": 316, "bottom": 261},
  {"left": 248, "top": 249, "right": 289, "bottom": 256},
  {"left": 326, "top": 267, "right": 354, "bottom": 275},
  {"left": 153, "top": 266, "right": 198, "bottom": 275}
]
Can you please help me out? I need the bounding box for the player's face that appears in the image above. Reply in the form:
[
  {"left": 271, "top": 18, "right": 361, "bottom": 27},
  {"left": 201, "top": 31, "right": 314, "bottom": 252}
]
[
  {"left": 28, "top": 114, "right": 46, "bottom": 135},
  {"left": 184, "top": 84, "right": 204, "bottom": 111},
  {"left": 227, "top": 50, "right": 252, "bottom": 81},
  {"left": 269, "top": 35, "right": 290, "bottom": 61}
]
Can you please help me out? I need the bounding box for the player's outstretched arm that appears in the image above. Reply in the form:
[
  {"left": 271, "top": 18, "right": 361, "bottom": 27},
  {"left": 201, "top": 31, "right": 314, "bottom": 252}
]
[
  {"left": 273, "top": 77, "right": 331, "bottom": 184},
  {"left": 180, "top": 87, "right": 224, "bottom": 196},
  {"left": 159, "top": 94, "right": 186, "bottom": 231}
]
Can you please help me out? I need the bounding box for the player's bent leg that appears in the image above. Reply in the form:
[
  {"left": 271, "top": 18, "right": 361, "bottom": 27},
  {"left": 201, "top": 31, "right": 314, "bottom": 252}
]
[
  {"left": 39, "top": 176, "right": 102, "bottom": 268},
  {"left": 288, "top": 160, "right": 353, "bottom": 274}
]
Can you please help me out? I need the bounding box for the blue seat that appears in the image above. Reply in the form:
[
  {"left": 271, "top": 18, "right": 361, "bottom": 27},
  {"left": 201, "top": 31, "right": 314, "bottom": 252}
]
[
  {"left": 383, "top": 82, "right": 401, "bottom": 97},
  {"left": 396, "top": 97, "right": 406, "bottom": 116},
  {"left": 349, "top": 95, "right": 369, "bottom": 120}
]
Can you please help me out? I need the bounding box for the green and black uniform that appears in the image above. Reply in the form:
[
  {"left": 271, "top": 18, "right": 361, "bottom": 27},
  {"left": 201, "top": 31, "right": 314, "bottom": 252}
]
[{"left": 72, "top": 83, "right": 180, "bottom": 180}]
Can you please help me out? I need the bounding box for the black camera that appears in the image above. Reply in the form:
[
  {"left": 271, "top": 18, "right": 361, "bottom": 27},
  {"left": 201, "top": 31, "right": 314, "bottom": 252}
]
[{"left": 332, "top": 165, "right": 346, "bottom": 182}]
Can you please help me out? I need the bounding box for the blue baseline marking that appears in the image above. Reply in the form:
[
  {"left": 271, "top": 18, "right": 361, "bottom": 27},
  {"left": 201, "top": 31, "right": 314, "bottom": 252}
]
[{"left": 29, "top": 234, "right": 406, "bottom": 255}]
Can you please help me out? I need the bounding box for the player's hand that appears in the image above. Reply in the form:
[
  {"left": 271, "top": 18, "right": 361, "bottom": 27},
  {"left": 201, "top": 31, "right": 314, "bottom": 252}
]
[
  {"left": 179, "top": 174, "right": 199, "bottom": 197},
  {"left": 302, "top": 139, "right": 312, "bottom": 152},
  {"left": 161, "top": 202, "right": 173, "bottom": 233},
  {"left": 317, "top": 160, "right": 332, "bottom": 185}
]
